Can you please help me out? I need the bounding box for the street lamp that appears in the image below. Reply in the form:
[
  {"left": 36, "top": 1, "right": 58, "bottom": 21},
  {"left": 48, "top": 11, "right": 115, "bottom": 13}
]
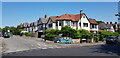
[
  {"left": 80, "top": 10, "right": 83, "bottom": 43},
  {"left": 80, "top": 10, "right": 83, "bottom": 19}
]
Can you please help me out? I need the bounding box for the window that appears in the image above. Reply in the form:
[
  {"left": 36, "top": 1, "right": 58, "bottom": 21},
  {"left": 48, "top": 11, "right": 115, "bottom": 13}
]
[
  {"left": 40, "top": 26, "right": 43, "bottom": 30},
  {"left": 59, "top": 21, "right": 63, "bottom": 26},
  {"left": 56, "top": 21, "right": 58, "bottom": 26},
  {"left": 83, "top": 15, "right": 85, "bottom": 18},
  {"left": 79, "top": 23, "right": 81, "bottom": 27},
  {"left": 91, "top": 24, "right": 97, "bottom": 29},
  {"left": 72, "top": 22, "right": 75, "bottom": 26},
  {"left": 68, "top": 15, "right": 71, "bottom": 17},
  {"left": 49, "top": 24, "right": 52, "bottom": 27},
  {"left": 65, "top": 21, "right": 70, "bottom": 26},
  {"left": 92, "top": 24, "right": 94, "bottom": 28},
  {"left": 83, "top": 23, "right": 88, "bottom": 27}
]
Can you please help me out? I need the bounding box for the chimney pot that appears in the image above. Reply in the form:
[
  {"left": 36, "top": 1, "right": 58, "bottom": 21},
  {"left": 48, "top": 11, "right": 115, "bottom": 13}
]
[
  {"left": 115, "top": 22, "right": 117, "bottom": 24},
  {"left": 110, "top": 22, "right": 112, "bottom": 24},
  {"left": 107, "top": 22, "right": 109, "bottom": 24},
  {"left": 45, "top": 15, "right": 48, "bottom": 18}
]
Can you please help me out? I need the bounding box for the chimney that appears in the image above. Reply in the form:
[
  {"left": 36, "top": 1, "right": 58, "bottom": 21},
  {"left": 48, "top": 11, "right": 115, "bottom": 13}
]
[
  {"left": 44, "top": 15, "right": 48, "bottom": 18},
  {"left": 110, "top": 22, "right": 112, "bottom": 24},
  {"left": 107, "top": 22, "right": 109, "bottom": 24},
  {"left": 115, "top": 22, "right": 117, "bottom": 24}
]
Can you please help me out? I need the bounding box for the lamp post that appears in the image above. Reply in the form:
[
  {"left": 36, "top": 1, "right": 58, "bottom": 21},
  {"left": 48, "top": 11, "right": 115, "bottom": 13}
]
[
  {"left": 80, "top": 10, "right": 83, "bottom": 43},
  {"left": 80, "top": 10, "right": 83, "bottom": 19}
]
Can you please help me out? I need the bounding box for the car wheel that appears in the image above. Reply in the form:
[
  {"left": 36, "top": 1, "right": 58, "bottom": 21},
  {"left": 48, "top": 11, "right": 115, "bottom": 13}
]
[{"left": 106, "top": 41, "right": 109, "bottom": 44}]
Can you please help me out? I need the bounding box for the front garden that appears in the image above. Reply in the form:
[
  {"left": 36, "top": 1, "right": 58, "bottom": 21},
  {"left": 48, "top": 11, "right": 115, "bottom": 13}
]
[{"left": 44, "top": 26, "right": 119, "bottom": 43}]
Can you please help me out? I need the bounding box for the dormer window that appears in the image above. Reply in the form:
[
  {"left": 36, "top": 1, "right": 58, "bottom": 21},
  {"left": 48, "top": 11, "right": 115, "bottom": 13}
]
[
  {"left": 83, "top": 16, "right": 85, "bottom": 18},
  {"left": 68, "top": 15, "right": 71, "bottom": 17}
]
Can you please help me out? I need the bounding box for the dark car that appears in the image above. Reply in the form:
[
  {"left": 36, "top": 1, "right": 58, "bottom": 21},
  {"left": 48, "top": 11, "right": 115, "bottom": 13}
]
[
  {"left": 3, "top": 33, "right": 10, "bottom": 38},
  {"left": 8, "top": 33, "right": 13, "bottom": 37},
  {"left": 106, "top": 36, "right": 120, "bottom": 44},
  {"left": 0, "top": 33, "right": 3, "bottom": 37}
]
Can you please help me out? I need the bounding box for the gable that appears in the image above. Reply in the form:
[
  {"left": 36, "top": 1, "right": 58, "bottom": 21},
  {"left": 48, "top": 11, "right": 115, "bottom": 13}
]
[{"left": 47, "top": 19, "right": 53, "bottom": 24}]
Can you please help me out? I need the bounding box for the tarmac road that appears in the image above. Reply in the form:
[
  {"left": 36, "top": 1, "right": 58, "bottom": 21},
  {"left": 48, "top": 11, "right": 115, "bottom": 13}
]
[{"left": 3, "top": 44, "right": 120, "bottom": 56}]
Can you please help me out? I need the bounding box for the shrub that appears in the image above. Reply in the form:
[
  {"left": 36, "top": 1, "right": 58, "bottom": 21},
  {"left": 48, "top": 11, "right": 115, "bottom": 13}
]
[
  {"left": 61, "top": 26, "right": 76, "bottom": 38},
  {"left": 24, "top": 32, "right": 32, "bottom": 37},
  {"left": 45, "top": 29, "right": 60, "bottom": 40}
]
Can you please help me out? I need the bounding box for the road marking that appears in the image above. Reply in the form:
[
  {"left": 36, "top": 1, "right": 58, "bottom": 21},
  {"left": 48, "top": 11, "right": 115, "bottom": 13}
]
[{"left": 42, "top": 48, "right": 47, "bottom": 49}]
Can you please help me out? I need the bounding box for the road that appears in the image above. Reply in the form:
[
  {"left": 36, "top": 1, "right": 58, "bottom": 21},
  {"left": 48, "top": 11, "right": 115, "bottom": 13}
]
[{"left": 3, "top": 44, "right": 120, "bottom": 56}]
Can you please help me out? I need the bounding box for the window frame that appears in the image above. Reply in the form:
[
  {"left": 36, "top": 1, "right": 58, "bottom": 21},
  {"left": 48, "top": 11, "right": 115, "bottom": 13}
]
[{"left": 83, "top": 23, "right": 88, "bottom": 27}]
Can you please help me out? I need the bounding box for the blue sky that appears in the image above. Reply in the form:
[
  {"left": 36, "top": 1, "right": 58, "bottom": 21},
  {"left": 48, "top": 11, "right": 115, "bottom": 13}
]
[
  {"left": 0, "top": 2, "right": 2, "bottom": 28},
  {"left": 2, "top": 2, "right": 118, "bottom": 28},
  {"left": 2, "top": 0, "right": 119, "bottom": 2}
]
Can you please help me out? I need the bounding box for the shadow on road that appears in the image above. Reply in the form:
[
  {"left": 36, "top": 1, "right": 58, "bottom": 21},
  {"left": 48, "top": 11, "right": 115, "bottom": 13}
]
[{"left": 91, "top": 44, "right": 120, "bottom": 56}]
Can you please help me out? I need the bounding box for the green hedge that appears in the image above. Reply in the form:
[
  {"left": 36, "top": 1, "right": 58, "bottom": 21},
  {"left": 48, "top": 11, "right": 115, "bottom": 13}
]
[
  {"left": 44, "top": 26, "right": 119, "bottom": 42},
  {"left": 24, "top": 32, "right": 32, "bottom": 37},
  {"left": 45, "top": 29, "right": 60, "bottom": 40}
]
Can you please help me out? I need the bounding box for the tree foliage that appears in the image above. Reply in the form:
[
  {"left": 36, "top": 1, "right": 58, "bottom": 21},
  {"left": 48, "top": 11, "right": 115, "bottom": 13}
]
[
  {"left": 45, "top": 29, "right": 60, "bottom": 40},
  {"left": 2, "top": 25, "right": 23, "bottom": 35},
  {"left": 61, "top": 26, "right": 76, "bottom": 38},
  {"left": 96, "top": 21, "right": 104, "bottom": 24}
]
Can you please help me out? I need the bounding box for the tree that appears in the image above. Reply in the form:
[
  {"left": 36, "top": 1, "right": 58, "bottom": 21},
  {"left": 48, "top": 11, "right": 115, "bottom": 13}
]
[
  {"left": 0, "top": 28, "right": 2, "bottom": 32},
  {"left": 2, "top": 25, "right": 23, "bottom": 35},
  {"left": 2, "top": 26, "right": 10, "bottom": 33},
  {"left": 117, "top": 28, "right": 120, "bottom": 34},
  {"left": 96, "top": 21, "right": 104, "bottom": 24},
  {"left": 79, "top": 29, "right": 91, "bottom": 43},
  {"left": 45, "top": 29, "right": 60, "bottom": 40},
  {"left": 61, "top": 26, "right": 76, "bottom": 38},
  {"left": 98, "top": 31, "right": 119, "bottom": 41}
]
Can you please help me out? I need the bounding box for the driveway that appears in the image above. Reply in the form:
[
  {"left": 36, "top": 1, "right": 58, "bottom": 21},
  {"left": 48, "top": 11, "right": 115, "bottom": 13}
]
[{"left": 2, "top": 36, "right": 63, "bottom": 53}]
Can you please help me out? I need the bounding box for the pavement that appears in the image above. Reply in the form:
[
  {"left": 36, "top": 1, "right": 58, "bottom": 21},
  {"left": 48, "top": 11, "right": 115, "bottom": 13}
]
[{"left": 0, "top": 37, "right": 3, "bottom": 58}]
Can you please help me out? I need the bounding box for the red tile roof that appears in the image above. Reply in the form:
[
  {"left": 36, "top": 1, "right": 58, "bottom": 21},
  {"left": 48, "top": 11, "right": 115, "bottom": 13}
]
[
  {"left": 25, "top": 23, "right": 29, "bottom": 25},
  {"left": 88, "top": 19, "right": 98, "bottom": 24},
  {"left": 49, "top": 16, "right": 58, "bottom": 22},
  {"left": 56, "top": 13, "right": 84, "bottom": 21},
  {"left": 49, "top": 13, "right": 98, "bottom": 25}
]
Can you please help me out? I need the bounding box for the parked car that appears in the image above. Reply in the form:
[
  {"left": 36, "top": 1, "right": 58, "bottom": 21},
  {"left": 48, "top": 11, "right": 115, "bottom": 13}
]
[
  {"left": 0, "top": 33, "right": 3, "bottom": 37},
  {"left": 106, "top": 36, "right": 120, "bottom": 44},
  {"left": 60, "top": 37, "right": 73, "bottom": 44},
  {"left": 3, "top": 33, "right": 10, "bottom": 38},
  {"left": 8, "top": 33, "right": 13, "bottom": 37}
]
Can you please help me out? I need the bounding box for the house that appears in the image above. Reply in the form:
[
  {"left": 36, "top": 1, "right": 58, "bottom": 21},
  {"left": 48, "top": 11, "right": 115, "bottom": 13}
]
[
  {"left": 89, "top": 19, "right": 98, "bottom": 33},
  {"left": 37, "top": 15, "right": 49, "bottom": 38},
  {"left": 19, "top": 13, "right": 99, "bottom": 38},
  {"left": 29, "top": 22, "right": 34, "bottom": 32},
  {"left": 47, "top": 13, "right": 98, "bottom": 33},
  {"left": 46, "top": 16, "right": 58, "bottom": 30},
  {"left": 20, "top": 23, "right": 30, "bottom": 33},
  {"left": 98, "top": 22, "right": 115, "bottom": 32},
  {"left": 112, "top": 22, "right": 120, "bottom": 32}
]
